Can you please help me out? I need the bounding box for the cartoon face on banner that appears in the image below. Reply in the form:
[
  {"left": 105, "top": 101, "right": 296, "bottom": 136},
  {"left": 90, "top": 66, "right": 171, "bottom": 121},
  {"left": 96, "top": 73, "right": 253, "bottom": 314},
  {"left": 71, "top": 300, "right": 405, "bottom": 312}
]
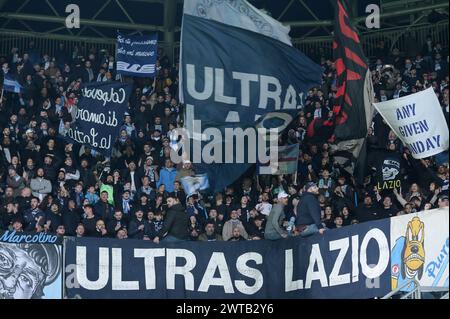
[
  {"left": 377, "top": 157, "right": 401, "bottom": 190},
  {"left": 382, "top": 159, "right": 400, "bottom": 181},
  {"left": 0, "top": 243, "right": 62, "bottom": 299},
  {"left": 390, "top": 209, "right": 449, "bottom": 291}
]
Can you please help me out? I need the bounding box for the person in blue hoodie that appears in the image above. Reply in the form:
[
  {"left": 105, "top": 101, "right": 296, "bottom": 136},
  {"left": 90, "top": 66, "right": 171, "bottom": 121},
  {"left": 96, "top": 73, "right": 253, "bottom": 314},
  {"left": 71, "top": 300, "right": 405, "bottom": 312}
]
[{"left": 157, "top": 159, "right": 177, "bottom": 193}]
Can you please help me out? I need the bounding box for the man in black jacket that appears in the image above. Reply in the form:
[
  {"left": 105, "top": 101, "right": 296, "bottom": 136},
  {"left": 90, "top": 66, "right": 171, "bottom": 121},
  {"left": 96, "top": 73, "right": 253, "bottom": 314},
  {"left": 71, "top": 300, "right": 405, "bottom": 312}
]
[
  {"left": 356, "top": 194, "right": 382, "bottom": 222},
  {"left": 94, "top": 191, "right": 114, "bottom": 222},
  {"left": 377, "top": 195, "right": 398, "bottom": 219},
  {"left": 128, "top": 209, "right": 146, "bottom": 239},
  {"left": 107, "top": 210, "right": 128, "bottom": 238},
  {"left": 296, "top": 182, "right": 326, "bottom": 237},
  {"left": 23, "top": 197, "right": 45, "bottom": 231},
  {"left": 79, "top": 159, "right": 96, "bottom": 188},
  {"left": 62, "top": 200, "right": 82, "bottom": 236},
  {"left": 153, "top": 194, "right": 188, "bottom": 243}
]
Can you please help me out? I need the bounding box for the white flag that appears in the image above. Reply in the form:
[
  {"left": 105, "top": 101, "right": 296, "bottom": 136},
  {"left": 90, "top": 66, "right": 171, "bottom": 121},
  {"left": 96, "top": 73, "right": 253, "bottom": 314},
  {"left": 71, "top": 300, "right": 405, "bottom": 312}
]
[
  {"left": 181, "top": 174, "right": 210, "bottom": 196},
  {"left": 373, "top": 87, "right": 449, "bottom": 159},
  {"left": 183, "top": 0, "right": 292, "bottom": 46}
]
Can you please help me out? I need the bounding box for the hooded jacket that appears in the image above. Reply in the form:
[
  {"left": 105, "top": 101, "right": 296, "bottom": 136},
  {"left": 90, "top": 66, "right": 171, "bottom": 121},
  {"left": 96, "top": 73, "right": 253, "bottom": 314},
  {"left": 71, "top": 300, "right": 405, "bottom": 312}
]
[
  {"left": 296, "top": 192, "right": 323, "bottom": 229},
  {"left": 157, "top": 203, "right": 188, "bottom": 240},
  {"left": 157, "top": 167, "right": 177, "bottom": 192}
]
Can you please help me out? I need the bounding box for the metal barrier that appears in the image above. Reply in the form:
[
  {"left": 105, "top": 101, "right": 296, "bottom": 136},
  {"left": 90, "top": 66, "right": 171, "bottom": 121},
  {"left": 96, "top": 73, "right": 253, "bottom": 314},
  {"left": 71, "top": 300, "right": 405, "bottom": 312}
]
[
  {"left": 0, "top": 21, "right": 448, "bottom": 64},
  {"left": 382, "top": 281, "right": 450, "bottom": 299},
  {"left": 0, "top": 31, "right": 116, "bottom": 58},
  {"left": 381, "top": 279, "right": 421, "bottom": 299},
  {"left": 293, "top": 21, "right": 449, "bottom": 59},
  {"left": 0, "top": 30, "right": 173, "bottom": 62}
]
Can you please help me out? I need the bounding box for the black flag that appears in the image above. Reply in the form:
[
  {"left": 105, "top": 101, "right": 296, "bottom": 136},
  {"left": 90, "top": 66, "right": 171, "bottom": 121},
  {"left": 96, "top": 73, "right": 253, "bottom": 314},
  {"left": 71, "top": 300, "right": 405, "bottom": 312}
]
[{"left": 329, "top": 0, "right": 375, "bottom": 184}]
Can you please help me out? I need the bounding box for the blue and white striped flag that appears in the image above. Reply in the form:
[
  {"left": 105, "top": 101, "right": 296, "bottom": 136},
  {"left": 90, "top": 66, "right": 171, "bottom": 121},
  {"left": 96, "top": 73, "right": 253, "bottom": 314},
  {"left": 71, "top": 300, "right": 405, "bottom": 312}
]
[
  {"left": 181, "top": 173, "right": 210, "bottom": 196},
  {"left": 2, "top": 74, "right": 23, "bottom": 93}
]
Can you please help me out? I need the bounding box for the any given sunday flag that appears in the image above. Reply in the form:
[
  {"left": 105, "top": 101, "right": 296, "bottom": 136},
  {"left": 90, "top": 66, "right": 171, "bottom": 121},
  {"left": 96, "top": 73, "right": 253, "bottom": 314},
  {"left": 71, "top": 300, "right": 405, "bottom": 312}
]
[
  {"left": 66, "top": 82, "right": 132, "bottom": 157},
  {"left": 373, "top": 87, "right": 449, "bottom": 159},
  {"left": 181, "top": 15, "right": 322, "bottom": 192}
]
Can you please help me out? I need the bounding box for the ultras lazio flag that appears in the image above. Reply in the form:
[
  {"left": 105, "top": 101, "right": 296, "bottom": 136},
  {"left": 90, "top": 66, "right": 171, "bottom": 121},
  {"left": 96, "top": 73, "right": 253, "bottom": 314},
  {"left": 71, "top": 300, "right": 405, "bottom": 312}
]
[{"left": 180, "top": 14, "right": 322, "bottom": 192}]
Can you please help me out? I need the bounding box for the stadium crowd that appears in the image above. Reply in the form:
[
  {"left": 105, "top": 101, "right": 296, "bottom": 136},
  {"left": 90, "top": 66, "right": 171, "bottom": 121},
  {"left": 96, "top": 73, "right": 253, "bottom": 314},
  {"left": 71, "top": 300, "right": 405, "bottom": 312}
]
[{"left": 0, "top": 36, "right": 448, "bottom": 242}]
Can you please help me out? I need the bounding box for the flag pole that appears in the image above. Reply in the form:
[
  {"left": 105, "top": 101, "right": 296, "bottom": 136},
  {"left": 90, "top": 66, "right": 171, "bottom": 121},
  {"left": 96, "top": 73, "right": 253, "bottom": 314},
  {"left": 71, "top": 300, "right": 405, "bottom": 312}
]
[
  {"left": 256, "top": 171, "right": 261, "bottom": 191},
  {"left": 293, "top": 144, "right": 300, "bottom": 186}
]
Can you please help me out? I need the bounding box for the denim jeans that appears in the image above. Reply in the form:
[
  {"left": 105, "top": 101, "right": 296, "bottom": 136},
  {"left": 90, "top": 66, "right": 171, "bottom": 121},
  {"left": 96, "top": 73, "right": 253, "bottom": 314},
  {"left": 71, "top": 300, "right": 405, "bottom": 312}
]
[
  {"left": 299, "top": 224, "right": 319, "bottom": 237},
  {"left": 264, "top": 232, "right": 283, "bottom": 240}
]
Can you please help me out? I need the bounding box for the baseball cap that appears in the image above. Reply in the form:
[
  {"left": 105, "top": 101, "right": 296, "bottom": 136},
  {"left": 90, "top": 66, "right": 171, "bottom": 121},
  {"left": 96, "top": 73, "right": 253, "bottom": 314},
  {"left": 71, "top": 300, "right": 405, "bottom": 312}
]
[
  {"left": 277, "top": 191, "right": 289, "bottom": 199},
  {"left": 305, "top": 181, "right": 317, "bottom": 191}
]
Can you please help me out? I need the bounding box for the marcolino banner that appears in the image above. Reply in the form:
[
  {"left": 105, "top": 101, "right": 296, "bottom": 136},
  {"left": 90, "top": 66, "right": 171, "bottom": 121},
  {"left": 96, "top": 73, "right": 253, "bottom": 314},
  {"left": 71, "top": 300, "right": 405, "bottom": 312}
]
[
  {"left": 373, "top": 87, "right": 449, "bottom": 159},
  {"left": 0, "top": 241, "right": 62, "bottom": 299}
]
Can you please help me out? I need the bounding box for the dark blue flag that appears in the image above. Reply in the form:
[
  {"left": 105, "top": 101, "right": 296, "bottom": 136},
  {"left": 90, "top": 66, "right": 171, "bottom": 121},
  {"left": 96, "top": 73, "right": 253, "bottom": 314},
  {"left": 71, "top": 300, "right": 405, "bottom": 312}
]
[
  {"left": 66, "top": 82, "right": 132, "bottom": 157},
  {"left": 64, "top": 218, "right": 391, "bottom": 299},
  {"left": 180, "top": 14, "right": 322, "bottom": 192},
  {"left": 116, "top": 33, "right": 158, "bottom": 77}
]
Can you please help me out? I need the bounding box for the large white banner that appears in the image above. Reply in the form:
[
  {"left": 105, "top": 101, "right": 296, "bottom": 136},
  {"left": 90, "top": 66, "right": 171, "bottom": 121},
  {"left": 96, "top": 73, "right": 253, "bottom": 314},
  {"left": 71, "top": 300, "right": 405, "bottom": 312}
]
[
  {"left": 373, "top": 87, "right": 449, "bottom": 159},
  {"left": 183, "top": 0, "right": 292, "bottom": 46},
  {"left": 390, "top": 208, "right": 449, "bottom": 291}
]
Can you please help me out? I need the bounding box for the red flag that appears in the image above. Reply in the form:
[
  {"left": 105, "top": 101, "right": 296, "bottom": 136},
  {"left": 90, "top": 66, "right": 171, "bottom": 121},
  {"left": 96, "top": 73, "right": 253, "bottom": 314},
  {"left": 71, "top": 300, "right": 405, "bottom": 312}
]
[
  {"left": 332, "top": 0, "right": 373, "bottom": 141},
  {"left": 330, "top": 0, "right": 375, "bottom": 182}
]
